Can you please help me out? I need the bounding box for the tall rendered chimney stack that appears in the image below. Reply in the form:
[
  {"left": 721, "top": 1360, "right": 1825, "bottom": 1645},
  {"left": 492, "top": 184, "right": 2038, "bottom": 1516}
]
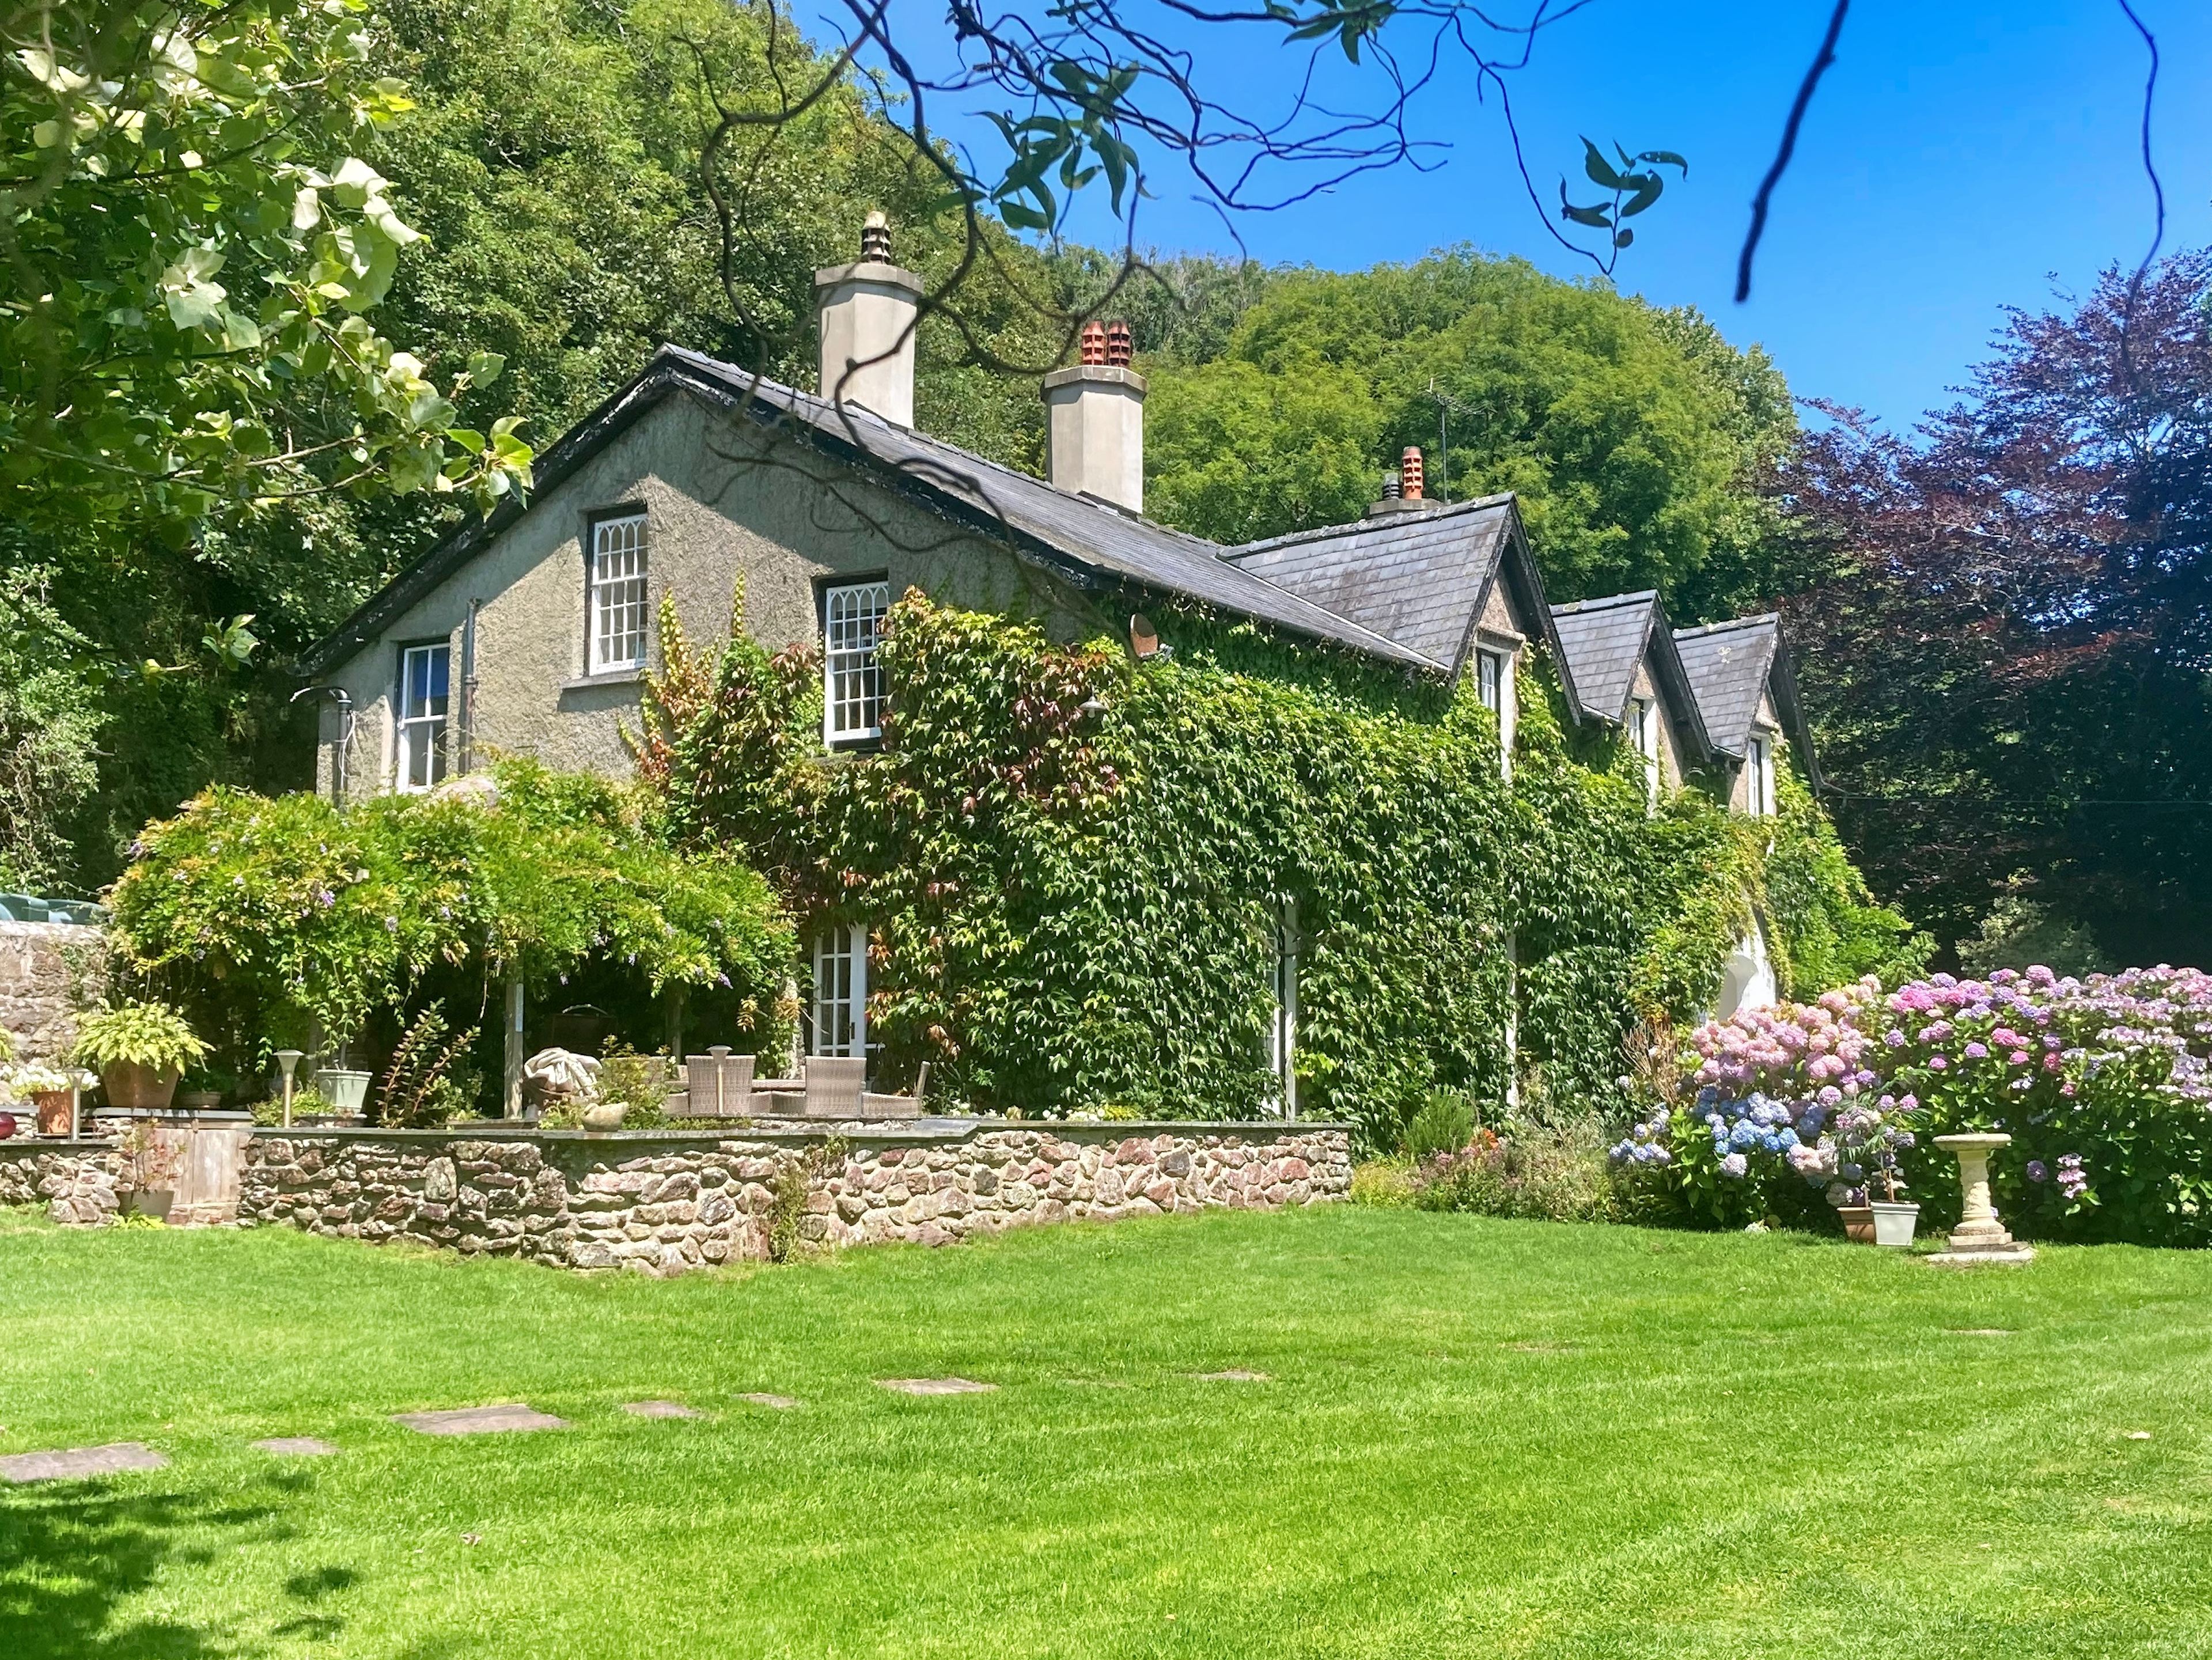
[
  {"left": 1043, "top": 319, "right": 1146, "bottom": 513},
  {"left": 815, "top": 212, "right": 923, "bottom": 427}
]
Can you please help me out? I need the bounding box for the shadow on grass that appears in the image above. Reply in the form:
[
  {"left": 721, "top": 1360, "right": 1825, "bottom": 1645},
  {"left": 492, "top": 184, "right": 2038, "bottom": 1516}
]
[{"left": 0, "top": 1475, "right": 353, "bottom": 1657}]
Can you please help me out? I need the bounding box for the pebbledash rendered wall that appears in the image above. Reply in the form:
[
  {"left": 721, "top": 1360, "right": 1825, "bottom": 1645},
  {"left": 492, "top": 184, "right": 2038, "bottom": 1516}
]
[{"left": 236, "top": 1120, "right": 1352, "bottom": 1275}]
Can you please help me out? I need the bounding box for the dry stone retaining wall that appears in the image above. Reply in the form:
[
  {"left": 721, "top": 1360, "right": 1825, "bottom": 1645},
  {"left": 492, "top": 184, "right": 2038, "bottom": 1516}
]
[
  {"left": 236, "top": 1121, "right": 1351, "bottom": 1275},
  {"left": 0, "top": 1143, "right": 130, "bottom": 1224}
]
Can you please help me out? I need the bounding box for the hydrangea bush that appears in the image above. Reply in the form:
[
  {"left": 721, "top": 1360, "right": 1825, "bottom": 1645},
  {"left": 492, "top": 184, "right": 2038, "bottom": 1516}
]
[{"left": 1618, "top": 967, "right": 2212, "bottom": 1246}]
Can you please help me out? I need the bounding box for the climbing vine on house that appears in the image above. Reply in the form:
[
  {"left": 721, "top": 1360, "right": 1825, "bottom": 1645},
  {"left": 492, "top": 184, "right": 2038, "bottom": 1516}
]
[{"left": 639, "top": 590, "right": 1921, "bottom": 1151}]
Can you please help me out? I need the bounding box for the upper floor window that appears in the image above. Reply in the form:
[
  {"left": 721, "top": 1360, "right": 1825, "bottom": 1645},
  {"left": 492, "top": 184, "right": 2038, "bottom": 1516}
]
[
  {"left": 1475, "top": 648, "right": 1506, "bottom": 715},
  {"left": 810, "top": 924, "right": 868, "bottom": 1058},
  {"left": 823, "top": 579, "right": 891, "bottom": 744},
  {"left": 1630, "top": 697, "right": 1661, "bottom": 808},
  {"left": 1746, "top": 733, "right": 1776, "bottom": 817},
  {"left": 589, "top": 511, "right": 648, "bottom": 673},
  {"left": 396, "top": 643, "right": 449, "bottom": 793}
]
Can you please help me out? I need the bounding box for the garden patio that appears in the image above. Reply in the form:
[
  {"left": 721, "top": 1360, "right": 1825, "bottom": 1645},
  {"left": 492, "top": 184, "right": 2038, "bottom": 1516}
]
[{"left": 2, "top": 1202, "right": 2208, "bottom": 1658}]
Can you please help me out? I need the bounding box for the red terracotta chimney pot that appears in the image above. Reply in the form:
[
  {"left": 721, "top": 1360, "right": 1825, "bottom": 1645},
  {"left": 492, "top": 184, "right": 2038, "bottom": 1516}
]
[
  {"left": 1105, "top": 320, "right": 1134, "bottom": 367},
  {"left": 1400, "top": 446, "right": 1425, "bottom": 501},
  {"left": 1078, "top": 321, "right": 1108, "bottom": 366}
]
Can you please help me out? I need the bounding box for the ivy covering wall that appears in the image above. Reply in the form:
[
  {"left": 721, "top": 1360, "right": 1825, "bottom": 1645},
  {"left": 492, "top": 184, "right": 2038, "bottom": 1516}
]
[{"left": 638, "top": 589, "right": 1924, "bottom": 1151}]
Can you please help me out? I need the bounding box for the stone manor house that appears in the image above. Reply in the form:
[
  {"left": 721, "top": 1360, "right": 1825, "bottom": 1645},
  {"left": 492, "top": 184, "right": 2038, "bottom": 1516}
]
[{"left": 301, "top": 219, "right": 1813, "bottom": 1076}]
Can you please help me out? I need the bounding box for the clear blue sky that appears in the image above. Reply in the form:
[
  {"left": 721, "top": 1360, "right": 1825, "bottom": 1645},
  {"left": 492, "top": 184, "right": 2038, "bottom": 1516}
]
[{"left": 855, "top": 0, "right": 2210, "bottom": 429}]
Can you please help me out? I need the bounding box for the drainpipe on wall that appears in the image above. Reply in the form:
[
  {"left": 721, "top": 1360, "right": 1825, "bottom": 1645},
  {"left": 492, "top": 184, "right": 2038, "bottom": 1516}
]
[
  {"left": 290, "top": 685, "right": 355, "bottom": 808},
  {"left": 458, "top": 598, "right": 480, "bottom": 775}
]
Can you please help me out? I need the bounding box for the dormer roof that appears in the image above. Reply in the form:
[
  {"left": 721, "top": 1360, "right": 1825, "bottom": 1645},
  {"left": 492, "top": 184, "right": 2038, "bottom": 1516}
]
[
  {"left": 1549, "top": 590, "right": 1713, "bottom": 769},
  {"left": 1673, "top": 613, "right": 1820, "bottom": 783},
  {"left": 1218, "top": 495, "right": 1581, "bottom": 712}
]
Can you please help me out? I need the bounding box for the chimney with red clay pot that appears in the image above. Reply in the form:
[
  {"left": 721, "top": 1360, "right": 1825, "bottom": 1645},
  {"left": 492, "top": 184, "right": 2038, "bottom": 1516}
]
[
  {"left": 1045, "top": 317, "right": 1146, "bottom": 513},
  {"left": 1366, "top": 445, "right": 1440, "bottom": 518}
]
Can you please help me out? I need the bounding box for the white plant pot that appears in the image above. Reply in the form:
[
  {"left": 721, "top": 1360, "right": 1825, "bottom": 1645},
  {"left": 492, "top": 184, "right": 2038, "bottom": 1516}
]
[
  {"left": 1870, "top": 1200, "right": 1919, "bottom": 1249},
  {"left": 313, "top": 1068, "right": 371, "bottom": 1115},
  {"left": 581, "top": 1102, "right": 625, "bottom": 1132}
]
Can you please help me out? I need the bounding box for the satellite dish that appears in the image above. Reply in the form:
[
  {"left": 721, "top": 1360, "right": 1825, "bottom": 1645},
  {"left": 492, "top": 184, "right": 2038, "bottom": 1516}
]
[{"left": 1128, "top": 612, "right": 1160, "bottom": 660}]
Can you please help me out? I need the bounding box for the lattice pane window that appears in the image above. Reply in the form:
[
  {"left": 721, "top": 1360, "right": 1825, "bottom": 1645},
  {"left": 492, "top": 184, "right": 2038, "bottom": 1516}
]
[
  {"left": 396, "top": 644, "right": 450, "bottom": 793},
  {"left": 823, "top": 580, "right": 891, "bottom": 742},
  {"left": 810, "top": 926, "right": 868, "bottom": 1058},
  {"left": 590, "top": 513, "right": 648, "bottom": 672}
]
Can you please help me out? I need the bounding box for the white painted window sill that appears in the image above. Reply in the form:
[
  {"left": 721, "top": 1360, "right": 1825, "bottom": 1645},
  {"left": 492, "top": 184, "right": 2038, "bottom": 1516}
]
[{"left": 561, "top": 668, "right": 646, "bottom": 691}]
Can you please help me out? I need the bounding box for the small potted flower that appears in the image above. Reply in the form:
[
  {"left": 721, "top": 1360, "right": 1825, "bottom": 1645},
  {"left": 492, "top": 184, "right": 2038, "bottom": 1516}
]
[
  {"left": 10, "top": 1061, "right": 79, "bottom": 1136},
  {"left": 71, "top": 1000, "right": 210, "bottom": 1112}
]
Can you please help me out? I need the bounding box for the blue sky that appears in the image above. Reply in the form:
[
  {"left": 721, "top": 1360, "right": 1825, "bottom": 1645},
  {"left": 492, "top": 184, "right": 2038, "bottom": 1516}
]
[{"left": 853, "top": 0, "right": 2210, "bottom": 429}]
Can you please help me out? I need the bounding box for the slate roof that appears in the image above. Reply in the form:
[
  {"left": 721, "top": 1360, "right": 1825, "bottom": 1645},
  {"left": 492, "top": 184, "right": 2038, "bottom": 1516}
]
[
  {"left": 1550, "top": 591, "right": 1661, "bottom": 725},
  {"left": 303, "top": 347, "right": 1427, "bottom": 677},
  {"left": 1549, "top": 590, "right": 1714, "bottom": 768},
  {"left": 1219, "top": 497, "right": 1581, "bottom": 707},
  {"left": 1672, "top": 614, "right": 1821, "bottom": 787}
]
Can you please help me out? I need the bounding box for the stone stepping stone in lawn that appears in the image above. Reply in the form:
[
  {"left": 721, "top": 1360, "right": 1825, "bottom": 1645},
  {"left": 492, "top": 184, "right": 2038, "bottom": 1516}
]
[
  {"left": 1, "top": 1442, "right": 169, "bottom": 1483},
  {"left": 876, "top": 1377, "right": 996, "bottom": 1396},
  {"left": 738, "top": 1393, "right": 801, "bottom": 1410},
  {"left": 252, "top": 1437, "right": 339, "bottom": 1456},
  {"left": 392, "top": 1404, "right": 569, "bottom": 1435},
  {"left": 1193, "top": 1369, "right": 1271, "bottom": 1382},
  {"left": 621, "top": 1401, "right": 704, "bottom": 1420}
]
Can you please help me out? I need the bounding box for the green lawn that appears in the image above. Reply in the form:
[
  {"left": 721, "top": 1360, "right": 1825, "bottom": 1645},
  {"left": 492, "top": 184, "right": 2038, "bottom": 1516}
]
[{"left": 2, "top": 1205, "right": 2210, "bottom": 1658}]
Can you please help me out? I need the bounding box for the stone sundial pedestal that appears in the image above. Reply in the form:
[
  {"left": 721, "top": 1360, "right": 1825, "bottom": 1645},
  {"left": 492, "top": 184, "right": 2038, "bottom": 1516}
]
[{"left": 1927, "top": 1132, "right": 2036, "bottom": 1265}]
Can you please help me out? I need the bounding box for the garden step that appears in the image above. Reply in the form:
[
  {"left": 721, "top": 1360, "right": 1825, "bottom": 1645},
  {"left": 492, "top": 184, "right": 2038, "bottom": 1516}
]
[
  {"left": 620, "top": 1401, "right": 702, "bottom": 1419},
  {"left": 876, "top": 1377, "right": 994, "bottom": 1396},
  {"left": 0, "top": 1442, "right": 169, "bottom": 1482},
  {"left": 253, "top": 1437, "right": 340, "bottom": 1454},
  {"left": 391, "top": 1404, "right": 569, "bottom": 1434}
]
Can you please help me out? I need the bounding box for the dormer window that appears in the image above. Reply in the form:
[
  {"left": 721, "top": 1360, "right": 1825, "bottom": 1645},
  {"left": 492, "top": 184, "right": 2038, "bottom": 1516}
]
[
  {"left": 1474, "top": 645, "right": 1515, "bottom": 778},
  {"left": 589, "top": 511, "right": 648, "bottom": 673},
  {"left": 823, "top": 579, "right": 891, "bottom": 745},
  {"left": 1476, "top": 648, "right": 1506, "bottom": 715},
  {"left": 1745, "top": 733, "right": 1776, "bottom": 817},
  {"left": 1630, "top": 697, "right": 1661, "bottom": 809}
]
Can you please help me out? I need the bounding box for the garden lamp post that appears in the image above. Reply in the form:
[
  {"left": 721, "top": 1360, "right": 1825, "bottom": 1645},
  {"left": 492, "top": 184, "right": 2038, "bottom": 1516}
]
[
  {"left": 274, "top": 1050, "right": 304, "bottom": 1128},
  {"left": 1928, "top": 1132, "right": 2035, "bottom": 1265}
]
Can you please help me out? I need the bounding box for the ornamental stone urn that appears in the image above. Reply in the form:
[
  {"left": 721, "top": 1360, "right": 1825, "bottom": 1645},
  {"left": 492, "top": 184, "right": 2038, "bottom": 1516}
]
[{"left": 1928, "top": 1133, "right": 2035, "bottom": 1265}]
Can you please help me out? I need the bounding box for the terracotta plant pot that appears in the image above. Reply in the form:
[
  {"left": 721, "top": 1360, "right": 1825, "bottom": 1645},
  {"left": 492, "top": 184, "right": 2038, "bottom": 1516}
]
[
  {"left": 101, "top": 1062, "right": 179, "bottom": 1111},
  {"left": 31, "top": 1089, "right": 71, "bottom": 1136},
  {"left": 1839, "top": 1204, "right": 1877, "bottom": 1244},
  {"left": 0, "top": 1111, "right": 16, "bottom": 1140}
]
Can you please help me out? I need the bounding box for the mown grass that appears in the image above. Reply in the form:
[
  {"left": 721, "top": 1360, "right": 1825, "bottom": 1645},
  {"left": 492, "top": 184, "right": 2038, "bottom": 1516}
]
[{"left": 1, "top": 1203, "right": 2209, "bottom": 1658}]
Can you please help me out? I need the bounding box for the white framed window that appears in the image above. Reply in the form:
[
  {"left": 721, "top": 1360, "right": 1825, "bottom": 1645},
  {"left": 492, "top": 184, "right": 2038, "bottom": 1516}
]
[
  {"left": 1267, "top": 899, "right": 1300, "bottom": 1119},
  {"left": 589, "top": 511, "right": 649, "bottom": 673},
  {"left": 810, "top": 925, "right": 868, "bottom": 1058},
  {"left": 395, "top": 643, "right": 449, "bottom": 793},
  {"left": 1746, "top": 733, "right": 1776, "bottom": 818},
  {"left": 1630, "top": 697, "right": 1661, "bottom": 809},
  {"left": 1476, "top": 649, "right": 1506, "bottom": 715},
  {"left": 823, "top": 579, "right": 891, "bottom": 744}
]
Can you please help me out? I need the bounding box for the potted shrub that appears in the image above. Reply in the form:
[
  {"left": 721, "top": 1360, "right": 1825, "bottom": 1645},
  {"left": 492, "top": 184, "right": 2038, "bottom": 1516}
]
[
  {"left": 1834, "top": 1097, "right": 1920, "bottom": 1249},
  {"left": 176, "top": 1066, "right": 233, "bottom": 1112},
  {"left": 118, "top": 1121, "right": 183, "bottom": 1221},
  {"left": 73, "top": 1001, "right": 209, "bottom": 1111}
]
